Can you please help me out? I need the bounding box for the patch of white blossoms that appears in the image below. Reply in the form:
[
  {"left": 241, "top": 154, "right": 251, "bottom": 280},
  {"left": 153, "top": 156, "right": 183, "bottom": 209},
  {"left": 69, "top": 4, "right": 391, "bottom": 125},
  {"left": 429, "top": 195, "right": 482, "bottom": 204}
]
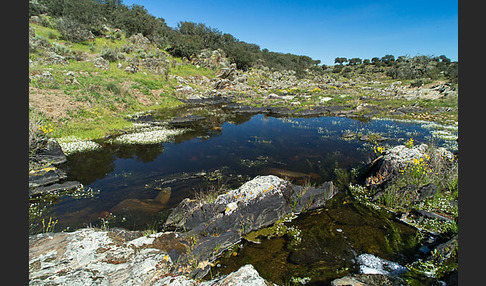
[
  {"left": 57, "top": 137, "right": 102, "bottom": 155},
  {"left": 112, "top": 124, "right": 188, "bottom": 144}
]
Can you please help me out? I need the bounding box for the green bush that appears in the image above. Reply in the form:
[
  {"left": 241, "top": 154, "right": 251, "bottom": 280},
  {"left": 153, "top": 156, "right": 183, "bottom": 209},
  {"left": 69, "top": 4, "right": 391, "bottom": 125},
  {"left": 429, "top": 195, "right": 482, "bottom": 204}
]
[
  {"left": 56, "top": 17, "right": 94, "bottom": 43},
  {"left": 101, "top": 46, "right": 123, "bottom": 62}
]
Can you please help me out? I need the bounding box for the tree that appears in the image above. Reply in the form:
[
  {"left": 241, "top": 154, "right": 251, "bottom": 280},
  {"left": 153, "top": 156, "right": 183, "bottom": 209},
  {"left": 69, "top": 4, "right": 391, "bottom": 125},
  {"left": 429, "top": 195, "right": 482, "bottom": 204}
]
[
  {"left": 334, "top": 57, "right": 347, "bottom": 65},
  {"left": 371, "top": 57, "right": 381, "bottom": 65},
  {"left": 381, "top": 54, "right": 395, "bottom": 66},
  {"left": 348, "top": 58, "right": 362, "bottom": 66}
]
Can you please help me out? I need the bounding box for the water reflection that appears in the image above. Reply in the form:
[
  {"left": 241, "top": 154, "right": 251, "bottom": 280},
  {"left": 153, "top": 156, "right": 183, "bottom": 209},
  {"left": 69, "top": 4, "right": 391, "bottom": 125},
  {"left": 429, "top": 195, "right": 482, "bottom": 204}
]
[{"left": 35, "top": 112, "right": 452, "bottom": 233}]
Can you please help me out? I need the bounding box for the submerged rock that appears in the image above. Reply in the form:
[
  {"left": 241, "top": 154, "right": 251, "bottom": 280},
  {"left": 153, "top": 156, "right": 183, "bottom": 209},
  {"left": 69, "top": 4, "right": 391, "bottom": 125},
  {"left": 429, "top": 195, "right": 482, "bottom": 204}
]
[{"left": 110, "top": 187, "right": 172, "bottom": 214}]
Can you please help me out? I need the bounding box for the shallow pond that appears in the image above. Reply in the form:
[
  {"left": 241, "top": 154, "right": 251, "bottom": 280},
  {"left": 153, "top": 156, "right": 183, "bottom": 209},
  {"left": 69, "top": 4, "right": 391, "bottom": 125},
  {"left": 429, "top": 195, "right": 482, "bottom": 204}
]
[
  {"left": 29, "top": 109, "right": 458, "bottom": 283},
  {"left": 30, "top": 112, "right": 456, "bottom": 233}
]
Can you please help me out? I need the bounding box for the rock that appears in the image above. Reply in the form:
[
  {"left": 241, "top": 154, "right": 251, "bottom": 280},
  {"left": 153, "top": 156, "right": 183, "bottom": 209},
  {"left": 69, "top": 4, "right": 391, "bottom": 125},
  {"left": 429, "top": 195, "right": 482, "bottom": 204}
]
[
  {"left": 413, "top": 209, "right": 453, "bottom": 222},
  {"left": 29, "top": 228, "right": 173, "bottom": 285},
  {"left": 357, "top": 253, "right": 406, "bottom": 276},
  {"left": 154, "top": 264, "right": 269, "bottom": 286},
  {"left": 215, "top": 65, "right": 236, "bottom": 80},
  {"left": 331, "top": 276, "right": 367, "bottom": 286},
  {"left": 29, "top": 166, "right": 67, "bottom": 189},
  {"left": 40, "top": 52, "right": 70, "bottom": 66},
  {"left": 331, "top": 274, "right": 403, "bottom": 286},
  {"left": 93, "top": 57, "right": 110, "bottom": 70},
  {"left": 168, "top": 115, "right": 206, "bottom": 128},
  {"left": 202, "top": 264, "right": 269, "bottom": 286},
  {"left": 110, "top": 187, "right": 172, "bottom": 214},
  {"left": 176, "top": 85, "right": 195, "bottom": 94},
  {"left": 358, "top": 133, "right": 387, "bottom": 143},
  {"left": 30, "top": 181, "right": 82, "bottom": 197},
  {"left": 417, "top": 183, "right": 438, "bottom": 201},
  {"left": 365, "top": 144, "right": 428, "bottom": 188},
  {"left": 31, "top": 138, "right": 67, "bottom": 165},
  {"left": 164, "top": 175, "right": 337, "bottom": 278},
  {"left": 341, "top": 131, "right": 357, "bottom": 139},
  {"left": 30, "top": 228, "right": 271, "bottom": 286}
]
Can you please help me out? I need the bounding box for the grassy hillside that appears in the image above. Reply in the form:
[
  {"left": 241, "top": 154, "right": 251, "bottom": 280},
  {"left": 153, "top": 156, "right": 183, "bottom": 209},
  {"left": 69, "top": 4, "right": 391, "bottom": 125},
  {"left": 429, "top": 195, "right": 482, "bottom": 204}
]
[{"left": 29, "top": 14, "right": 458, "bottom": 158}]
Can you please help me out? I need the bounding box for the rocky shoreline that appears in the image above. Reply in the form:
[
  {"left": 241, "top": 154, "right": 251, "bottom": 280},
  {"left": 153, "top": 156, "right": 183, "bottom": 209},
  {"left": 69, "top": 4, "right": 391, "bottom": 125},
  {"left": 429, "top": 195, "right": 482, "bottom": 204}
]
[
  {"left": 29, "top": 175, "right": 338, "bottom": 285},
  {"left": 29, "top": 135, "right": 458, "bottom": 285}
]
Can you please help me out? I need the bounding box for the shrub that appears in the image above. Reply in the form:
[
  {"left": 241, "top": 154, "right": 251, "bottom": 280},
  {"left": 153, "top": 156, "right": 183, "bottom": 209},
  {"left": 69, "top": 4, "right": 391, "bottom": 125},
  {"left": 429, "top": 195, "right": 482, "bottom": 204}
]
[
  {"left": 101, "top": 46, "right": 123, "bottom": 62},
  {"left": 56, "top": 17, "right": 94, "bottom": 43}
]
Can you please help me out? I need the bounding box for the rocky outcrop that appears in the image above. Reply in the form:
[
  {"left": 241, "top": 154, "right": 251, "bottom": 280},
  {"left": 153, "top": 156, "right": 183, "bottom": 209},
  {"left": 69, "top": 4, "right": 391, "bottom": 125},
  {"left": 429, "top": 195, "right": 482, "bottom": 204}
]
[
  {"left": 165, "top": 175, "right": 337, "bottom": 278},
  {"left": 29, "top": 228, "right": 172, "bottom": 285},
  {"left": 29, "top": 227, "right": 271, "bottom": 286},
  {"left": 93, "top": 57, "right": 110, "bottom": 70},
  {"left": 365, "top": 144, "right": 429, "bottom": 188},
  {"left": 28, "top": 138, "right": 85, "bottom": 197},
  {"left": 29, "top": 175, "right": 336, "bottom": 285},
  {"left": 29, "top": 228, "right": 271, "bottom": 285}
]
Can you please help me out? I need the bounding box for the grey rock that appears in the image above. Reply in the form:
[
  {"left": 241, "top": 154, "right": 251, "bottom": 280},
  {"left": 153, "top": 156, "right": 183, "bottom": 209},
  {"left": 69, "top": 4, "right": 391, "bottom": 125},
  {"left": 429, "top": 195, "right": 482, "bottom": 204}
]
[
  {"left": 30, "top": 181, "right": 83, "bottom": 197},
  {"left": 332, "top": 274, "right": 403, "bottom": 286},
  {"left": 414, "top": 209, "right": 453, "bottom": 222},
  {"left": 29, "top": 166, "right": 67, "bottom": 189},
  {"left": 31, "top": 138, "right": 67, "bottom": 165},
  {"left": 154, "top": 264, "right": 270, "bottom": 286},
  {"left": 165, "top": 175, "right": 337, "bottom": 278},
  {"left": 29, "top": 229, "right": 173, "bottom": 286},
  {"left": 365, "top": 144, "right": 428, "bottom": 187},
  {"left": 93, "top": 57, "right": 110, "bottom": 70}
]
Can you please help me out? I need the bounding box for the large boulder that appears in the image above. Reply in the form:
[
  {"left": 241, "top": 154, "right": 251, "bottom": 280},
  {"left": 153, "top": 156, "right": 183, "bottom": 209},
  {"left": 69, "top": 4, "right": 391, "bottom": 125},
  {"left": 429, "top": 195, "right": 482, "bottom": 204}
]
[
  {"left": 365, "top": 144, "right": 429, "bottom": 188},
  {"left": 31, "top": 138, "right": 67, "bottom": 166},
  {"left": 165, "top": 175, "right": 338, "bottom": 278}
]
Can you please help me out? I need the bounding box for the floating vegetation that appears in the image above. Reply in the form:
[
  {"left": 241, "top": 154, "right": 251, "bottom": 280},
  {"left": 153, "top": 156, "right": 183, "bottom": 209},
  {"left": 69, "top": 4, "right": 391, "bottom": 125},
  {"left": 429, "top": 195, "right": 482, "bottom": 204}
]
[
  {"left": 57, "top": 137, "right": 102, "bottom": 155},
  {"left": 112, "top": 126, "right": 188, "bottom": 144}
]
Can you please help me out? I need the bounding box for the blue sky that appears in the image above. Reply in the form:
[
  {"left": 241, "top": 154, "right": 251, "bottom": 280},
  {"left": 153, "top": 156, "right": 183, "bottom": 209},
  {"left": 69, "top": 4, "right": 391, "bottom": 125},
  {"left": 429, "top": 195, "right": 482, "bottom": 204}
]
[{"left": 121, "top": 0, "right": 458, "bottom": 65}]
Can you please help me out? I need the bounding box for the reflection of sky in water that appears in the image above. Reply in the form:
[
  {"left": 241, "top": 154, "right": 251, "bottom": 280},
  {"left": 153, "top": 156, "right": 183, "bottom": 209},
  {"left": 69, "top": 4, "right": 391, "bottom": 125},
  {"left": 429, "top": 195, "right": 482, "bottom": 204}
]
[{"left": 44, "top": 115, "right": 456, "bottom": 231}]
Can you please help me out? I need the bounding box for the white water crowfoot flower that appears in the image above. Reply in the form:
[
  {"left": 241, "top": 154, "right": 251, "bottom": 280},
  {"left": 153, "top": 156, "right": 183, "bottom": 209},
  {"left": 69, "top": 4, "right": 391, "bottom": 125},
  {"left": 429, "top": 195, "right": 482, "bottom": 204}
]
[
  {"left": 111, "top": 125, "right": 188, "bottom": 144},
  {"left": 57, "top": 137, "right": 102, "bottom": 155}
]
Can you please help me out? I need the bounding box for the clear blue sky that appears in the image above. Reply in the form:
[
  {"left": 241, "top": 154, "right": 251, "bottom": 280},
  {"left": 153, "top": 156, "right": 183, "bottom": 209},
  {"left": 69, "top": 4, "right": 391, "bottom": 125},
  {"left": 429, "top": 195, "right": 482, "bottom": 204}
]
[{"left": 121, "top": 0, "right": 458, "bottom": 65}]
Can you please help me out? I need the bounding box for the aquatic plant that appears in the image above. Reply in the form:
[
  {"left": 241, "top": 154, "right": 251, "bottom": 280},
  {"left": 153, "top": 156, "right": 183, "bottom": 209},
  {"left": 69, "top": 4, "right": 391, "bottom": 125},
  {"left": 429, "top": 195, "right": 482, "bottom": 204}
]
[
  {"left": 57, "top": 137, "right": 102, "bottom": 155},
  {"left": 41, "top": 217, "right": 58, "bottom": 233}
]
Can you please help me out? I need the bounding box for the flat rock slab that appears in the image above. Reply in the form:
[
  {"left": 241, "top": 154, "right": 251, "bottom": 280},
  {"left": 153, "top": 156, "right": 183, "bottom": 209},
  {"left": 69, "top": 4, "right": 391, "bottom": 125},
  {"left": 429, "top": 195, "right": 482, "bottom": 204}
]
[
  {"left": 29, "top": 229, "right": 173, "bottom": 285},
  {"left": 29, "top": 166, "right": 67, "bottom": 188},
  {"left": 29, "top": 228, "right": 271, "bottom": 286},
  {"left": 168, "top": 115, "right": 206, "bottom": 127},
  {"left": 29, "top": 181, "right": 83, "bottom": 197}
]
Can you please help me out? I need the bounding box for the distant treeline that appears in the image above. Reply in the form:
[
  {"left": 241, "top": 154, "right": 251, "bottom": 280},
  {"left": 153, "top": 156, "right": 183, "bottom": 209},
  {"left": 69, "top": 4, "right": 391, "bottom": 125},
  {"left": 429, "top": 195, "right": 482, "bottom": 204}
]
[
  {"left": 331, "top": 55, "right": 458, "bottom": 83},
  {"left": 29, "top": 0, "right": 457, "bottom": 81}
]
